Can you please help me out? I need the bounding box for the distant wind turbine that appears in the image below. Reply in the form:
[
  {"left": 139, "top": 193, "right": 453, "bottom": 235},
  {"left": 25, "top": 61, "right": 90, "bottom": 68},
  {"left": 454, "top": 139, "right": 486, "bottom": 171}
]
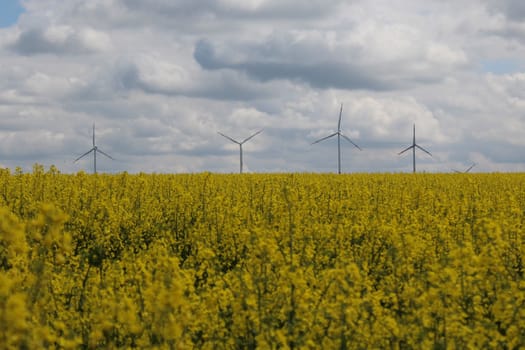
[
  {"left": 398, "top": 124, "right": 432, "bottom": 173},
  {"left": 218, "top": 130, "right": 263, "bottom": 173},
  {"left": 312, "top": 103, "right": 361, "bottom": 174},
  {"left": 453, "top": 163, "right": 476, "bottom": 173},
  {"left": 74, "top": 124, "right": 114, "bottom": 174}
]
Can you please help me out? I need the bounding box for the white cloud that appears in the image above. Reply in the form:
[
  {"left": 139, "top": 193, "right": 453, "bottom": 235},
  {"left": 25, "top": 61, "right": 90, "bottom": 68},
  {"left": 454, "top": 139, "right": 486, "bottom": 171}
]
[{"left": 0, "top": 0, "right": 523, "bottom": 173}]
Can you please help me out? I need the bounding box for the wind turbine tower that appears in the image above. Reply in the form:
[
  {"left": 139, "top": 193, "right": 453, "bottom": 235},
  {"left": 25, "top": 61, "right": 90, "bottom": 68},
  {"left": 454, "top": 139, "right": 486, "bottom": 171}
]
[
  {"left": 312, "top": 103, "right": 362, "bottom": 174},
  {"left": 218, "top": 130, "right": 263, "bottom": 173},
  {"left": 74, "top": 124, "right": 114, "bottom": 174},
  {"left": 398, "top": 124, "right": 432, "bottom": 173}
]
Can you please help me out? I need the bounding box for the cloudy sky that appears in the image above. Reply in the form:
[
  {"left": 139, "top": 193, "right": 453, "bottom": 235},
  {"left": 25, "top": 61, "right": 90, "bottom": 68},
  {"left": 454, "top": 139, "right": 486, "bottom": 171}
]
[{"left": 0, "top": 0, "right": 524, "bottom": 173}]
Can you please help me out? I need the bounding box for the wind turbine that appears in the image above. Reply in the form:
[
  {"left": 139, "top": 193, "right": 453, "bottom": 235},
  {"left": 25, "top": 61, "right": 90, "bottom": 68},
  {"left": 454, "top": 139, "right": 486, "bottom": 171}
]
[
  {"left": 312, "top": 103, "right": 361, "bottom": 174},
  {"left": 74, "top": 124, "right": 114, "bottom": 174},
  {"left": 218, "top": 129, "right": 263, "bottom": 173},
  {"left": 398, "top": 124, "right": 432, "bottom": 173},
  {"left": 453, "top": 163, "right": 476, "bottom": 173}
]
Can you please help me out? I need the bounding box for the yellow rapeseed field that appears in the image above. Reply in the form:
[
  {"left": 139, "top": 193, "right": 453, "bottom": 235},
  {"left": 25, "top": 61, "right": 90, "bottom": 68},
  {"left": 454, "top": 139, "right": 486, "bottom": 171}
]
[{"left": 1, "top": 165, "right": 524, "bottom": 349}]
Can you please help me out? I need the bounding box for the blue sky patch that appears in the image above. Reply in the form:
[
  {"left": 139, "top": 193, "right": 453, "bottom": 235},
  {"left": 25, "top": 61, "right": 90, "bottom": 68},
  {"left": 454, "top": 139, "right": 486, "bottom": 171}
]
[
  {"left": 481, "top": 59, "right": 522, "bottom": 74},
  {"left": 0, "top": 0, "right": 24, "bottom": 28}
]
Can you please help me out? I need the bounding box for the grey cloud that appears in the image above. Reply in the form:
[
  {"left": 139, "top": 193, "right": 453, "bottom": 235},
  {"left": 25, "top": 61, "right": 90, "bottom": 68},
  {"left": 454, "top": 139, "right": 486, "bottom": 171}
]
[
  {"left": 194, "top": 39, "right": 430, "bottom": 91},
  {"left": 62, "top": 0, "right": 354, "bottom": 45},
  {"left": 480, "top": 0, "right": 525, "bottom": 42},
  {"left": 9, "top": 30, "right": 58, "bottom": 55},
  {"left": 193, "top": 40, "right": 221, "bottom": 70},
  {"left": 8, "top": 26, "right": 111, "bottom": 55},
  {"left": 472, "top": 140, "right": 525, "bottom": 164},
  {"left": 113, "top": 61, "right": 141, "bottom": 90},
  {"left": 111, "top": 55, "right": 277, "bottom": 101},
  {"left": 484, "top": 0, "right": 525, "bottom": 21},
  {"left": 67, "top": 0, "right": 347, "bottom": 31},
  {"left": 121, "top": 0, "right": 345, "bottom": 19},
  {"left": 504, "top": 1, "right": 525, "bottom": 20},
  {"left": 238, "top": 61, "right": 390, "bottom": 90},
  {"left": 193, "top": 22, "right": 469, "bottom": 91},
  {"left": 121, "top": 0, "right": 213, "bottom": 15},
  {"left": 0, "top": 129, "right": 68, "bottom": 160},
  {"left": 132, "top": 119, "right": 172, "bottom": 139}
]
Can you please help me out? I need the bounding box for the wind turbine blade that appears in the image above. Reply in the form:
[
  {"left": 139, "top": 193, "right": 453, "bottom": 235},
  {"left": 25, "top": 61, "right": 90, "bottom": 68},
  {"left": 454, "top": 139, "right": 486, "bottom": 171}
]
[
  {"left": 92, "top": 124, "right": 96, "bottom": 147},
  {"left": 218, "top": 132, "right": 240, "bottom": 144},
  {"left": 340, "top": 133, "right": 362, "bottom": 150},
  {"left": 74, "top": 148, "right": 95, "bottom": 162},
  {"left": 465, "top": 163, "right": 476, "bottom": 173},
  {"left": 415, "top": 144, "right": 432, "bottom": 157},
  {"left": 452, "top": 169, "right": 461, "bottom": 173},
  {"left": 96, "top": 148, "right": 114, "bottom": 160},
  {"left": 241, "top": 129, "right": 263, "bottom": 144},
  {"left": 337, "top": 103, "right": 343, "bottom": 131},
  {"left": 398, "top": 145, "right": 414, "bottom": 155},
  {"left": 312, "top": 132, "right": 338, "bottom": 145}
]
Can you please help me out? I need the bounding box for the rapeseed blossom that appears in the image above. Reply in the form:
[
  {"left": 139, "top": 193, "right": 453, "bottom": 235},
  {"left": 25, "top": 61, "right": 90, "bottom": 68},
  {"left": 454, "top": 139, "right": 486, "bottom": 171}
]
[{"left": 0, "top": 169, "right": 523, "bottom": 348}]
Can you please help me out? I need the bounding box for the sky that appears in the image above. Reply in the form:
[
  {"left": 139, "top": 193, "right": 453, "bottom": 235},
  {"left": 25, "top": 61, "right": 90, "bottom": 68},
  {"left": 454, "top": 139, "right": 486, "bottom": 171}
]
[{"left": 0, "top": 0, "right": 524, "bottom": 174}]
